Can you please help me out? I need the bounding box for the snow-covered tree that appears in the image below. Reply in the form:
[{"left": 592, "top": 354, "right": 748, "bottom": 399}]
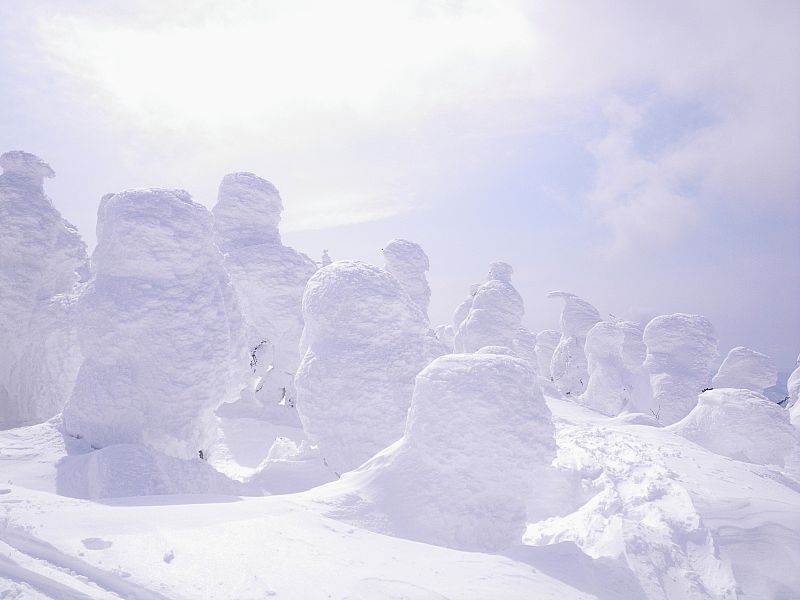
[{"left": 548, "top": 292, "right": 602, "bottom": 397}]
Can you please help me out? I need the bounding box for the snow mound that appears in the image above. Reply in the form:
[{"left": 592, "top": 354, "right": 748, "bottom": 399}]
[
  {"left": 668, "top": 388, "right": 800, "bottom": 466},
  {"left": 643, "top": 313, "right": 719, "bottom": 425},
  {"left": 712, "top": 346, "right": 778, "bottom": 394},
  {"left": 57, "top": 443, "right": 240, "bottom": 500},
  {"left": 457, "top": 262, "right": 529, "bottom": 354},
  {"left": 295, "top": 260, "right": 429, "bottom": 475},
  {"left": 323, "top": 352, "right": 555, "bottom": 552},
  {"left": 789, "top": 363, "right": 800, "bottom": 428},
  {"left": 548, "top": 292, "right": 602, "bottom": 397},
  {"left": 63, "top": 188, "right": 243, "bottom": 459},
  {"left": 535, "top": 329, "right": 561, "bottom": 380},
  {"left": 580, "top": 321, "right": 652, "bottom": 416},
  {"left": 0, "top": 151, "right": 88, "bottom": 429},
  {"left": 213, "top": 172, "right": 316, "bottom": 424},
  {"left": 382, "top": 238, "right": 431, "bottom": 319}
]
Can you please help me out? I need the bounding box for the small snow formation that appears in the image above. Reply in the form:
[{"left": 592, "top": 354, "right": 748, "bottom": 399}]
[
  {"left": 580, "top": 321, "right": 652, "bottom": 416},
  {"left": 331, "top": 352, "right": 555, "bottom": 552},
  {"left": 295, "top": 260, "right": 429, "bottom": 475},
  {"left": 382, "top": 238, "right": 431, "bottom": 319},
  {"left": 457, "top": 262, "right": 529, "bottom": 353},
  {"left": 547, "top": 292, "right": 602, "bottom": 397},
  {"left": 0, "top": 151, "right": 88, "bottom": 428},
  {"left": 669, "top": 388, "right": 800, "bottom": 466},
  {"left": 712, "top": 346, "right": 778, "bottom": 394},
  {"left": 320, "top": 249, "right": 332, "bottom": 267},
  {"left": 534, "top": 329, "right": 561, "bottom": 379},
  {"left": 63, "top": 188, "right": 243, "bottom": 459},
  {"left": 643, "top": 313, "right": 719, "bottom": 425},
  {"left": 213, "top": 173, "right": 317, "bottom": 422}
]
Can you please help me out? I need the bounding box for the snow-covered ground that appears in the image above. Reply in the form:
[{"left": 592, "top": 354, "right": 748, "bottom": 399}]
[{"left": 2, "top": 390, "right": 798, "bottom": 599}]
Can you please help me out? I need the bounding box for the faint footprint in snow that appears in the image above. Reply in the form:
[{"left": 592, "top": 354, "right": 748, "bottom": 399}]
[
  {"left": 81, "top": 537, "right": 113, "bottom": 550},
  {"left": 163, "top": 549, "right": 175, "bottom": 563}
]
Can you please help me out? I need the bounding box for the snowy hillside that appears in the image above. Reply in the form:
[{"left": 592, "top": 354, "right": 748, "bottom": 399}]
[{"left": 2, "top": 152, "right": 799, "bottom": 599}]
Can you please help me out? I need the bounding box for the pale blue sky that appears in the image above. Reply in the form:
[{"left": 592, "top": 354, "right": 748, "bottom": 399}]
[{"left": 2, "top": 0, "right": 798, "bottom": 368}]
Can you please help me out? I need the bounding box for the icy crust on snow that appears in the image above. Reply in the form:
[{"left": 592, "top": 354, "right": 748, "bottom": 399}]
[
  {"left": 63, "top": 188, "right": 243, "bottom": 459},
  {"left": 643, "top": 314, "right": 718, "bottom": 425},
  {"left": 668, "top": 388, "right": 800, "bottom": 466},
  {"left": 0, "top": 151, "right": 88, "bottom": 429},
  {"left": 711, "top": 346, "right": 778, "bottom": 394},
  {"left": 580, "top": 321, "right": 652, "bottom": 417},
  {"left": 321, "top": 352, "right": 556, "bottom": 552},
  {"left": 548, "top": 292, "right": 602, "bottom": 397},
  {"left": 213, "top": 173, "right": 316, "bottom": 422},
  {"left": 382, "top": 238, "right": 431, "bottom": 318},
  {"left": 456, "top": 262, "right": 533, "bottom": 358},
  {"left": 295, "top": 261, "right": 429, "bottom": 475}
]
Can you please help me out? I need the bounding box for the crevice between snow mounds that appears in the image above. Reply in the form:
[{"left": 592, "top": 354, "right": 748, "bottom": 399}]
[
  {"left": 526, "top": 424, "right": 737, "bottom": 600},
  {"left": 312, "top": 351, "right": 556, "bottom": 553},
  {"left": 62, "top": 188, "right": 245, "bottom": 460},
  {"left": 0, "top": 151, "right": 89, "bottom": 429},
  {"left": 213, "top": 172, "right": 317, "bottom": 424}
]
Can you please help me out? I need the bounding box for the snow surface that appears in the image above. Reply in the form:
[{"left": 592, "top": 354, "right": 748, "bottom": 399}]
[
  {"left": 535, "top": 329, "right": 562, "bottom": 379},
  {"left": 62, "top": 188, "right": 243, "bottom": 459},
  {"left": 213, "top": 172, "right": 316, "bottom": 423},
  {"left": 548, "top": 292, "right": 602, "bottom": 397},
  {"left": 295, "top": 260, "right": 429, "bottom": 475},
  {"left": 643, "top": 313, "right": 719, "bottom": 425},
  {"left": 0, "top": 152, "right": 88, "bottom": 429},
  {"left": 712, "top": 346, "right": 778, "bottom": 394}
]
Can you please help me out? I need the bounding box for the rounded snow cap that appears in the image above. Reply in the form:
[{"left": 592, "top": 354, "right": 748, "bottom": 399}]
[
  {"left": 475, "top": 345, "right": 515, "bottom": 356},
  {"left": 643, "top": 313, "right": 718, "bottom": 373},
  {"left": 487, "top": 261, "right": 513, "bottom": 282},
  {"left": 712, "top": 346, "right": 777, "bottom": 393},
  {"left": 547, "top": 291, "right": 602, "bottom": 338},
  {"left": 0, "top": 150, "right": 55, "bottom": 184},
  {"left": 381, "top": 239, "right": 429, "bottom": 271},
  {"left": 214, "top": 172, "right": 283, "bottom": 249}
]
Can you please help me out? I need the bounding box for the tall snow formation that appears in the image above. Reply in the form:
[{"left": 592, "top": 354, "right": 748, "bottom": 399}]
[
  {"left": 580, "top": 321, "right": 652, "bottom": 416},
  {"left": 333, "top": 352, "right": 556, "bottom": 552},
  {"left": 320, "top": 249, "right": 332, "bottom": 267},
  {"left": 669, "top": 388, "right": 800, "bottom": 466},
  {"left": 63, "top": 188, "right": 243, "bottom": 459},
  {"left": 547, "top": 292, "right": 602, "bottom": 397},
  {"left": 457, "top": 262, "right": 532, "bottom": 356},
  {"left": 0, "top": 151, "right": 88, "bottom": 429},
  {"left": 212, "top": 173, "right": 317, "bottom": 422},
  {"left": 643, "top": 313, "right": 719, "bottom": 425},
  {"left": 534, "top": 329, "right": 561, "bottom": 380},
  {"left": 381, "top": 239, "right": 431, "bottom": 319},
  {"left": 788, "top": 357, "right": 800, "bottom": 428},
  {"left": 295, "top": 260, "right": 429, "bottom": 475},
  {"left": 711, "top": 346, "right": 778, "bottom": 395}
]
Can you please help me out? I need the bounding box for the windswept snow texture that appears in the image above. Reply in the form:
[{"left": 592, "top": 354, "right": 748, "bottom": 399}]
[
  {"left": 0, "top": 151, "right": 88, "bottom": 429},
  {"left": 213, "top": 173, "right": 316, "bottom": 422},
  {"left": 382, "top": 238, "right": 431, "bottom": 319},
  {"left": 320, "top": 352, "right": 556, "bottom": 552},
  {"left": 711, "top": 346, "right": 778, "bottom": 394},
  {"left": 548, "top": 292, "right": 602, "bottom": 397},
  {"left": 458, "top": 262, "right": 529, "bottom": 354},
  {"left": 63, "top": 188, "right": 242, "bottom": 459},
  {"left": 295, "top": 261, "right": 429, "bottom": 475},
  {"left": 535, "top": 329, "right": 561, "bottom": 380},
  {"left": 580, "top": 321, "right": 652, "bottom": 416},
  {"left": 643, "top": 313, "right": 719, "bottom": 425},
  {"left": 668, "top": 388, "right": 800, "bottom": 466}
]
